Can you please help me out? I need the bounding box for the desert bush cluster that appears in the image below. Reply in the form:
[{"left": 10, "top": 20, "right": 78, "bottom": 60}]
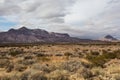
[{"left": 0, "top": 44, "right": 119, "bottom": 80}]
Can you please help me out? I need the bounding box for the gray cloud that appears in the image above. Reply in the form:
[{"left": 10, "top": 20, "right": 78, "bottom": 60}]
[
  {"left": 0, "top": 0, "right": 120, "bottom": 39},
  {"left": 64, "top": 0, "right": 120, "bottom": 39},
  {"left": 0, "top": 0, "right": 75, "bottom": 23},
  {"left": 0, "top": 0, "right": 21, "bottom": 15}
]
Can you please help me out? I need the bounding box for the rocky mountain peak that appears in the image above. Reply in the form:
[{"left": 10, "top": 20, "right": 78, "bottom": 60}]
[
  {"left": 105, "top": 35, "right": 117, "bottom": 40},
  {"left": 18, "top": 26, "right": 29, "bottom": 31},
  {"left": 99, "top": 35, "right": 118, "bottom": 42},
  {"left": 8, "top": 28, "right": 16, "bottom": 32}
]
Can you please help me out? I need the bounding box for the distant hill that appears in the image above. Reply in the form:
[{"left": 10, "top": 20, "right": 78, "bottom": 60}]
[
  {"left": 0, "top": 27, "right": 93, "bottom": 43},
  {"left": 100, "top": 35, "right": 118, "bottom": 42}
]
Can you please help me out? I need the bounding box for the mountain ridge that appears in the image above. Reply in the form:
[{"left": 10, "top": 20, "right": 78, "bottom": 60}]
[
  {"left": 0, "top": 27, "right": 118, "bottom": 43},
  {"left": 0, "top": 27, "right": 94, "bottom": 43}
]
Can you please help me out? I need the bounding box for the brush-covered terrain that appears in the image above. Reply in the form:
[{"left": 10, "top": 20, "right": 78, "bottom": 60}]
[{"left": 0, "top": 44, "right": 120, "bottom": 80}]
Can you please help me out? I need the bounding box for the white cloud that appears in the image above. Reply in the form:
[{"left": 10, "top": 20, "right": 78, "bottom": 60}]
[
  {"left": 64, "top": 0, "right": 120, "bottom": 39},
  {"left": 65, "top": 0, "right": 108, "bottom": 25},
  {"left": 0, "top": 0, "right": 120, "bottom": 39}
]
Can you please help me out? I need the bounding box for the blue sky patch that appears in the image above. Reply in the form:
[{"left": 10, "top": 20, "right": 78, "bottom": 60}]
[{"left": 0, "top": 17, "right": 17, "bottom": 31}]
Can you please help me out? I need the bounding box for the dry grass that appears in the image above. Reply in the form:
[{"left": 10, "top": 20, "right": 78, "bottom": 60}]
[{"left": 0, "top": 44, "right": 119, "bottom": 80}]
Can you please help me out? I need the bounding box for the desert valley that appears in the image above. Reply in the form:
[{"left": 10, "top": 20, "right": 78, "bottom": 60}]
[
  {"left": 0, "top": 0, "right": 120, "bottom": 80},
  {"left": 0, "top": 27, "right": 119, "bottom": 80}
]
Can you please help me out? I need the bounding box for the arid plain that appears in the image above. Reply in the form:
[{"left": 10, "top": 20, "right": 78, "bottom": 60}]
[{"left": 0, "top": 43, "right": 119, "bottom": 80}]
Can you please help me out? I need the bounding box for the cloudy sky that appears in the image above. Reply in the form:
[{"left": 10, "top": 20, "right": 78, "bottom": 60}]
[{"left": 0, "top": 0, "right": 120, "bottom": 39}]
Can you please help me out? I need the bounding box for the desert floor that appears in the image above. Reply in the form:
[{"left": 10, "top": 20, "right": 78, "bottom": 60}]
[{"left": 0, "top": 44, "right": 119, "bottom": 80}]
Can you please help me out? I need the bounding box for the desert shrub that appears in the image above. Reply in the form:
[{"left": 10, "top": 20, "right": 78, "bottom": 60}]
[
  {"left": 86, "top": 54, "right": 107, "bottom": 67},
  {"left": 20, "top": 72, "right": 30, "bottom": 80},
  {"left": 77, "top": 67, "right": 93, "bottom": 79},
  {"left": 38, "top": 57, "right": 51, "bottom": 62},
  {"left": 91, "top": 67, "right": 104, "bottom": 77},
  {"left": 86, "top": 52, "right": 117, "bottom": 67},
  {"left": 45, "top": 53, "right": 53, "bottom": 57},
  {"left": 74, "top": 48, "right": 79, "bottom": 52},
  {"left": 114, "top": 75, "right": 120, "bottom": 80},
  {"left": 102, "top": 50, "right": 108, "bottom": 54},
  {"left": 61, "top": 60, "right": 83, "bottom": 72},
  {"left": 103, "top": 52, "right": 117, "bottom": 59},
  {"left": 82, "top": 49, "right": 89, "bottom": 53},
  {"left": 90, "top": 51, "right": 100, "bottom": 56},
  {"left": 41, "top": 50, "right": 46, "bottom": 53},
  {"left": 107, "top": 48, "right": 111, "bottom": 51},
  {"left": 36, "top": 53, "right": 47, "bottom": 57},
  {"left": 30, "top": 72, "right": 47, "bottom": 80},
  {"left": 64, "top": 52, "right": 73, "bottom": 57},
  {"left": 18, "top": 59, "right": 36, "bottom": 66},
  {"left": 34, "top": 53, "right": 53, "bottom": 57},
  {"left": 9, "top": 49, "right": 23, "bottom": 56},
  {"left": 0, "top": 76, "right": 11, "bottom": 80},
  {"left": 24, "top": 55, "right": 33, "bottom": 60},
  {"left": 113, "top": 49, "right": 120, "bottom": 53},
  {"left": 48, "top": 45, "right": 51, "bottom": 47},
  {"left": 15, "top": 64, "right": 27, "bottom": 72},
  {"left": 47, "top": 70, "right": 69, "bottom": 80},
  {"left": 0, "top": 59, "right": 10, "bottom": 68},
  {"left": 23, "top": 59, "right": 36, "bottom": 65},
  {"left": 9, "top": 75, "right": 20, "bottom": 80},
  {"left": 55, "top": 53, "right": 63, "bottom": 56},
  {"left": 116, "top": 53, "right": 120, "bottom": 59},
  {"left": 32, "top": 63, "right": 56, "bottom": 73},
  {"left": 0, "top": 56, "right": 10, "bottom": 59},
  {"left": 0, "top": 52, "right": 8, "bottom": 57},
  {"left": 113, "top": 50, "right": 120, "bottom": 59},
  {"left": 6, "top": 63, "right": 14, "bottom": 72},
  {"left": 77, "top": 52, "right": 83, "bottom": 57},
  {"left": 49, "top": 75, "right": 69, "bottom": 80}
]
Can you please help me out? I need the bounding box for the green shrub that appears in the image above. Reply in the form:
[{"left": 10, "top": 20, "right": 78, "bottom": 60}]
[
  {"left": 9, "top": 49, "right": 23, "bottom": 56},
  {"left": 103, "top": 52, "right": 117, "bottom": 59},
  {"left": 86, "top": 55, "right": 106, "bottom": 67},
  {"left": 86, "top": 52, "right": 117, "bottom": 67}
]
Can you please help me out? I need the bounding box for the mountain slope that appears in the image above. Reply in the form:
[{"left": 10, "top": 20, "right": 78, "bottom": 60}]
[
  {"left": 100, "top": 35, "right": 118, "bottom": 42},
  {"left": 105, "top": 35, "right": 117, "bottom": 40},
  {"left": 0, "top": 27, "right": 92, "bottom": 43}
]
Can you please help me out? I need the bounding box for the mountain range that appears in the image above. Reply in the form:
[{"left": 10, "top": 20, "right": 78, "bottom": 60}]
[
  {"left": 0, "top": 27, "right": 94, "bottom": 43},
  {"left": 0, "top": 27, "right": 118, "bottom": 43}
]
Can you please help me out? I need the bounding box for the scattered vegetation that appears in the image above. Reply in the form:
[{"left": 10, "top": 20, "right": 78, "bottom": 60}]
[
  {"left": 86, "top": 50, "right": 120, "bottom": 67},
  {"left": 0, "top": 44, "right": 119, "bottom": 80}
]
